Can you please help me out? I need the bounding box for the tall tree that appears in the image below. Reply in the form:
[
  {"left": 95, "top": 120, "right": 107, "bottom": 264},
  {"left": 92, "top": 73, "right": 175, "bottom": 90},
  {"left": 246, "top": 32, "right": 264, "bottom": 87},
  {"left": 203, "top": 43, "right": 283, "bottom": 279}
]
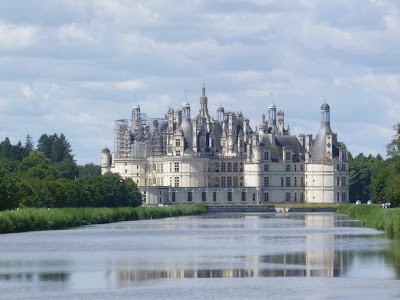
[
  {"left": 24, "top": 134, "right": 34, "bottom": 157},
  {"left": 37, "top": 134, "right": 54, "bottom": 159}
]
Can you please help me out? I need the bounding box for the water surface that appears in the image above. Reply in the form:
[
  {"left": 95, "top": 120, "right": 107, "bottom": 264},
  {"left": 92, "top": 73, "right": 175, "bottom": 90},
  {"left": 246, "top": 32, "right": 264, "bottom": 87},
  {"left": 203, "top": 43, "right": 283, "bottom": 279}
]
[{"left": 1, "top": 212, "right": 400, "bottom": 299}]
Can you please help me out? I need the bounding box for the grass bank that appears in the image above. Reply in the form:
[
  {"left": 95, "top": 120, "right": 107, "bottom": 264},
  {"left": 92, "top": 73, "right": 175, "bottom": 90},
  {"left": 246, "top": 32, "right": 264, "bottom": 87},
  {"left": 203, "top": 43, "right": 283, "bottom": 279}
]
[
  {"left": 338, "top": 204, "right": 400, "bottom": 238},
  {"left": 0, "top": 204, "right": 207, "bottom": 234}
]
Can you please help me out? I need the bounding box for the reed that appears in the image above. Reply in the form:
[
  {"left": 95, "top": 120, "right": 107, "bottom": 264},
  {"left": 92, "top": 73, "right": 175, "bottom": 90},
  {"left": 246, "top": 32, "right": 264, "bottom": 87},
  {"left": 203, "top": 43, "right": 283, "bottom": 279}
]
[
  {"left": 0, "top": 204, "right": 207, "bottom": 234},
  {"left": 338, "top": 204, "right": 400, "bottom": 238}
]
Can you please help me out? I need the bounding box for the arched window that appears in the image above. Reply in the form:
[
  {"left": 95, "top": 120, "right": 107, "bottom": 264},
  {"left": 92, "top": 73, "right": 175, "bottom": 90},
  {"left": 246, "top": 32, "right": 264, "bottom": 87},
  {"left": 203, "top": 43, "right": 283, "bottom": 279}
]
[
  {"left": 227, "top": 162, "right": 232, "bottom": 172},
  {"left": 221, "top": 162, "right": 226, "bottom": 172},
  {"left": 233, "top": 162, "right": 238, "bottom": 172}
]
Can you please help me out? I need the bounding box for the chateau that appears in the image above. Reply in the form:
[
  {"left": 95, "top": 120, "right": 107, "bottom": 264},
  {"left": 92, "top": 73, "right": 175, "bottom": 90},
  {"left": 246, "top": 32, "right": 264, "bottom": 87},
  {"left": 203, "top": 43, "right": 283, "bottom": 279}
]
[{"left": 101, "top": 86, "right": 349, "bottom": 205}]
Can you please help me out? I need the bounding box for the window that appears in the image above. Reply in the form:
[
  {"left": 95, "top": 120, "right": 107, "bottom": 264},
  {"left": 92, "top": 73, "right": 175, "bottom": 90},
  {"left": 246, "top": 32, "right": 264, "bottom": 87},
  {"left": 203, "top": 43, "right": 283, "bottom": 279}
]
[
  {"left": 125, "top": 169, "right": 127, "bottom": 173},
  {"left": 170, "top": 163, "right": 172, "bottom": 172},
  {"left": 202, "top": 192, "right": 206, "bottom": 202},
  {"left": 221, "top": 162, "right": 226, "bottom": 172},
  {"left": 170, "top": 177, "right": 172, "bottom": 186},
  {"left": 337, "top": 164, "right": 340, "bottom": 171},
  {"left": 176, "top": 151, "right": 180, "bottom": 156},
  {"left": 281, "top": 177, "right": 284, "bottom": 187},
  {"left": 233, "top": 177, "right": 238, "bottom": 187},
  {"left": 227, "top": 162, "right": 232, "bottom": 172},
  {"left": 294, "top": 165, "right": 297, "bottom": 172},
  {"left": 188, "top": 191, "right": 192, "bottom": 202},
  {"left": 342, "top": 177, "right": 346, "bottom": 186},
  {"left": 337, "top": 177, "right": 340, "bottom": 186},
  {"left": 264, "top": 151, "right": 269, "bottom": 160},
  {"left": 300, "top": 193, "right": 304, "bottom": 202},
  {"left": 300, "top": 177, "right": 304, "bottom": 187},
  {"left": 153, "top": 178, "right": 156, "bottom": 185},
  {"left": 286, "top": 152, "right": 291, "bottom": 161},
  {"left": 264, "top": 177, "right": 269, "bottom": 187},
  {"left": 242, "top": 191, "right": 246, "bottom": 202},
  {"left": 174, "top": 177, "right": 179, "bottom": 187},
  {"left": 125, "top": 163, "right": 127, "bottom": 166},
  {"left": 174, "top": 162, "right": 180, "bottom": 172},
  {"left": 176, "top": 139, "right": 181, "bottom": 147},
  {"left": 300, "top": 164, "right": 304, "bottom": 172},
  {"left": 233, "top": 162, "right": 238, "bottom": 172},
  {"left": 253, "top": 193, "right": 256, "bottom": 201},
  {"left": 213, "top": 191, "right": 217, "bottom": 202},
  {"left": 342, "top": 192, "right": 346, "bottom": 202},
  {"left": 294, "top": 193, "right": 297, "bottom": 202},
  {"left": 286, "top": 177, "right": 291, "bottom": 187},
  {"left": 337, "top": 192, "right": 340, "bottom": 202},
  {"left": 221, "top": 177, "right": 226, "bottom": 187},
  {"left": 342, "top": 164, "right": 346, "bottom": 171},
  {"left": 227, "top": 177, "right": 232, "bottom": 187},
  {"left": 286, "top": 164, "right": 290, "bottom": 172},
  {"left": 264, "top": 164, "right": 269, "bottom": 172},
  {"left": 294, "top": 177, "right": 297, "bottom": 187},
  {"left": 264, "top": 192, "right": 269, "bottom": 202},
  {"left": 172, "top": 192, "right": 176, "bottom": 202},
  {"left": 228, "top": 192, "right": 232, "bottom": 202},
  {"left": 286, "top": 192, "right": 290, "bottom": 202}
]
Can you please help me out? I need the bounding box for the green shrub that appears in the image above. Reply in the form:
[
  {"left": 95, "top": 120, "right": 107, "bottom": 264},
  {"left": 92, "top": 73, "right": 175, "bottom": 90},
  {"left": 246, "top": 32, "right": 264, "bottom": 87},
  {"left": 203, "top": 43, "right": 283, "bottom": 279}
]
[
  {"left": 339, "top": 204, "right": 400, "bottom": 238},
  {"left": 0, "top": 205, "right": 207, "bottom": 234}
]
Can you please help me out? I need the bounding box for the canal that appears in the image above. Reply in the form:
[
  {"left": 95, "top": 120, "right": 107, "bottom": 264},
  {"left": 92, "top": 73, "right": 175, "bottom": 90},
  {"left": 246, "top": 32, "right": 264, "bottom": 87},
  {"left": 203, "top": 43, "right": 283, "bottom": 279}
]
[{"left": 0, "top": 212, "right": 400, "bottom": 299}]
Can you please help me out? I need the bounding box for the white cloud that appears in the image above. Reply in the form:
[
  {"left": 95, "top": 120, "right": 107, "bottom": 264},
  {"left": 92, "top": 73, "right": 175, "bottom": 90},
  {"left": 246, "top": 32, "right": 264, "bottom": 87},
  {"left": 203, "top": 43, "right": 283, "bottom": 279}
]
[
  {"left": 335, "top": 72, "right": 400, "bottom": 93},
  {"left": 57, "top": 23, "right": 98, "bottom": 45},
  {"left": 66, "top": 112, "right": 98, "bottom": 125},
  {"left": 21, "top": 85, "right": 35, "bottom": 98},
  {"left": 0, "top": 23, "right": 38, "bottom": 50},
  {"left": 83, "top": 80, "right": 145, "bottom": 91}
]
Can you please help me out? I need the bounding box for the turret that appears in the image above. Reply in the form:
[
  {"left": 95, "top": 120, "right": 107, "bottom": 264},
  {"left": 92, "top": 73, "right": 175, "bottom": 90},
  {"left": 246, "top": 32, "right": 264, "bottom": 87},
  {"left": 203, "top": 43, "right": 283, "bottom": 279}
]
[
  {"left": 101, "top": 147, "right": 111, "bottom": 174},
  {"left": 278, "top": 111, "right": 284, "bottom": 135}
]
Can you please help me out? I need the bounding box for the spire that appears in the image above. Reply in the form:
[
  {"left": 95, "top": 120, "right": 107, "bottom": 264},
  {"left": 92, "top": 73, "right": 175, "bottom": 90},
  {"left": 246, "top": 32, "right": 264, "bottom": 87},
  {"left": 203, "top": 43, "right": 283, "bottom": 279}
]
[{"left": 202, "top": 84, "right": 205, "bottom": 96}]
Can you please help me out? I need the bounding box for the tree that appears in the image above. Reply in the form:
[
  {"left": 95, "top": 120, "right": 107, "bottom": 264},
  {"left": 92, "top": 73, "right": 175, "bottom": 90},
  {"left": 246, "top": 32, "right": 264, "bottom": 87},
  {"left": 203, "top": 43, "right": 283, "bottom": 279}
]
[
  {"left": 387, "top": 123, "right": 400, "bottom": 158},
  {"left": 0, "top": 166, "right": 20, "bottom": 210},
  {"left": 77, "top": 163, "right": 101, "bottom": 180},
  {"left": 349, "top": 153, "right": 384, "bottom": 202},
  {"left": 24, "top": 134, "right": 34, "bottom": 157}
]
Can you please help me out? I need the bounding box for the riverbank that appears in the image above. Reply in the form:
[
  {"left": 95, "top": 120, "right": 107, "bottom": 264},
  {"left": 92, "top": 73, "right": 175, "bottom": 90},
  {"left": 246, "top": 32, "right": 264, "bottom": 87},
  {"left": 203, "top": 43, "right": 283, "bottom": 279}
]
[
  {"left": 0, "top": 205, "right": 207, "bottom": 234},
  {"left": 338, "top": 204, "right": 400, "bottom": 238},
  {"left": 206, "top": 203, "right": 339, "bottom": 213}
]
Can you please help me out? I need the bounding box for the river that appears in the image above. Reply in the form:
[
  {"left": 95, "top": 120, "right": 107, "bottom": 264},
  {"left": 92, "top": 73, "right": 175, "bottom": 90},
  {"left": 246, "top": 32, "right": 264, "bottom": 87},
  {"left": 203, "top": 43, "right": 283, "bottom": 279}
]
[{"left": 0, "top": 212, "right": 400, "bottom": 299}]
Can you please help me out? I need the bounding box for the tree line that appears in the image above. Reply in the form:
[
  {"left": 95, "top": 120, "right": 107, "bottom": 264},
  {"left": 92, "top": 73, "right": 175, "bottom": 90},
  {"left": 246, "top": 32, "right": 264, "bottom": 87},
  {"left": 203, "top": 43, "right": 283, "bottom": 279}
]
[
  {"left": 0, "top": 134, "right": 142, "bottom": 210},
  {"left": 349, "top": 123, "right": 400, "bottom": 206}
]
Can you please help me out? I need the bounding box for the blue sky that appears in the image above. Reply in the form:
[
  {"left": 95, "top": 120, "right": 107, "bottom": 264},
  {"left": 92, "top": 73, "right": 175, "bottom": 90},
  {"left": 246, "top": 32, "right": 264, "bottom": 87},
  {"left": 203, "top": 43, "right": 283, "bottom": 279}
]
[{"left": 0, "top": 0, "right": 399, "bottom": 164}]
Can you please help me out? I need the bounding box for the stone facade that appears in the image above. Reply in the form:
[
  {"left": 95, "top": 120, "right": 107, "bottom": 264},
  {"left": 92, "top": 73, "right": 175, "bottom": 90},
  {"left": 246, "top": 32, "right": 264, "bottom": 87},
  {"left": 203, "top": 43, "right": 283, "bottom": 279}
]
[{"left": 101, "top": 86, "right": 349, "bottom": 205}]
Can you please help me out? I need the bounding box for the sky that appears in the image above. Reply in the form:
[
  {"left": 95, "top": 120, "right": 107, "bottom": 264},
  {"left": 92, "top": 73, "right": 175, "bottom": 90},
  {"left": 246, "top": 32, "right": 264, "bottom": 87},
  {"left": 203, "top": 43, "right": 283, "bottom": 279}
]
[{"left": 0, "top": 0, "right": 399, "bottom": 165}]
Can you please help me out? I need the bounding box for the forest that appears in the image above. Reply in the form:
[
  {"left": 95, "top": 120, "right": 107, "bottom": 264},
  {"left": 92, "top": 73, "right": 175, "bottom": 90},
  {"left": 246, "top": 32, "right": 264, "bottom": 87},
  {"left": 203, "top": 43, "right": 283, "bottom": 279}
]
[{"left": 0, "top": 134, "right": 142, "bottom": 210}]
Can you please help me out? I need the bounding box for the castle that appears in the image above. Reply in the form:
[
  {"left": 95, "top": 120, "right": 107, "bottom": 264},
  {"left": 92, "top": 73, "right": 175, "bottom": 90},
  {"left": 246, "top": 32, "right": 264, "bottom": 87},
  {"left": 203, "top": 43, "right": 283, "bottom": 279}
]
[{"left": 101, "top": 86, "right": 349, "bottom": 205}]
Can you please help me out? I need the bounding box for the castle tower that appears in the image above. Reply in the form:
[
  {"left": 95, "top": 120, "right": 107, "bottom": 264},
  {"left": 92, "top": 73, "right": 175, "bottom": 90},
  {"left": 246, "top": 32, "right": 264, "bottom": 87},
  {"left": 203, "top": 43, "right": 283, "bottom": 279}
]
[
  {"left": 217, "top": 105, "right": 224, "bottom": 122},
  {"left": 310, "top": 103, "right": 337, "bottom": 162},
  {"left": 268, "top": 103, "right": 276, "bottom": 125},
  {"left": 277, "top": 111, "right": 284, "bottom": 135},
  {"left": 200, "top": 85, "right": 208, "bottom": 115},
  {"left": 132, "top": 104, "right": 140, "bottom": 120}
]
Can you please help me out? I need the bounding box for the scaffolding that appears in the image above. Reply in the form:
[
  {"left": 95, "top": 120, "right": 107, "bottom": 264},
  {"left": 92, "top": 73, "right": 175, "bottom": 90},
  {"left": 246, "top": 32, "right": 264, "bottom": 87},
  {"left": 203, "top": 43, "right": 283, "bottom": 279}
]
[
  {"left": 114, "top": 115, "right": 167, "bottom": 159},
  {"left": 114, "top": 119, "right": 130, "bottom": 158}
]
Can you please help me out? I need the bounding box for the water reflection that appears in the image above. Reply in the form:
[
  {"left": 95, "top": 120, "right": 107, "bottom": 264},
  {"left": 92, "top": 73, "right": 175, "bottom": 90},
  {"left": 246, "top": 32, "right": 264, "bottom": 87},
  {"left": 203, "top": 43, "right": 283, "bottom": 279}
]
[
  {"left": 0, "top": 212, "right": 398, "bottom": 297},
  {"left": 114, "top": 249, "right": 352, "bottom": 287}
]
